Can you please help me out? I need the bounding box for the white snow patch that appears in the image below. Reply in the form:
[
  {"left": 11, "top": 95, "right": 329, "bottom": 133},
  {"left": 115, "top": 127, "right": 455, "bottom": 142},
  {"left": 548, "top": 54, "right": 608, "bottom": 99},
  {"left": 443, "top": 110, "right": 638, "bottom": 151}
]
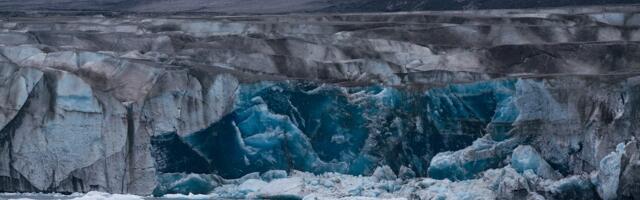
[{"left": 70, "top": 191, "right": 144, "bottom": 200}]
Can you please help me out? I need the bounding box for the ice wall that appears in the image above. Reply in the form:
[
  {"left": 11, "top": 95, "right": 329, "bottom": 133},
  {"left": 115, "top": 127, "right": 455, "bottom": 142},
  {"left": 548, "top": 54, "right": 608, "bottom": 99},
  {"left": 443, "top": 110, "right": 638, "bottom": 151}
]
[{"left": 151, "top": 80, "right": 518, "bottom": 179}]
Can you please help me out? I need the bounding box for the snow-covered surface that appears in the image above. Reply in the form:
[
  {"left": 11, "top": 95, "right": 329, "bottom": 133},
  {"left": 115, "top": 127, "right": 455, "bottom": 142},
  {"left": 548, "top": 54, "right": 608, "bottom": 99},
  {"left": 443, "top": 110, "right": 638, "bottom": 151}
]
[
  {"left": 153, "top": 165, "right": 590, "bottom": 199},
  {"left": 0, "top": 159, "right": 624, "bottom": 200},
  {"left": 0, "top": 192, "right": 144, "bottom": 200},
  {"left": 69, "top": 192, "right": 144, "bottom": 200}
]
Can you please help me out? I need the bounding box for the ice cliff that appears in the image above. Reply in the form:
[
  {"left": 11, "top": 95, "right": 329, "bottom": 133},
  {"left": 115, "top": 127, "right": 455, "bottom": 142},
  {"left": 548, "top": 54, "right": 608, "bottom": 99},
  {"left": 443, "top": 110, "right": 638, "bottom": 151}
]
[{"left": 0, "top": 6, "right": 640, "bottom": 200}]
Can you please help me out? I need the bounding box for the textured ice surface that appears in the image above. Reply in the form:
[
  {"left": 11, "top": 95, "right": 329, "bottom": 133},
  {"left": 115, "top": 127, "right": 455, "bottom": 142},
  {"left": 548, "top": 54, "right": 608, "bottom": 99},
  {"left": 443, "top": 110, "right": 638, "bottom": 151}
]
[
  {"left": 153, "top": 173, "right": 221, "bottom": 196},
  {"left": 427, "top": 136, "right": 521, "bottom": 180},
  {"left": 148, "top": 165, "right": 605, "bottom": 199},
  {"left": 542, "top": 175, "right": 599, "bottom": 200},
  {"left": 592, "top": 143, "right": 626, "bottom": 200},
  {"left": 0, "top": 191, "right": 145, "bottom": 200},
  {"left": 151, "top": 80, "right": 519, "bottom": 179},
  {"left": 511, "top": 145, "right": 559, "bottom": 179},
  {"left": 70, "top": 191, "right": 144, "bottom": 200},
  {"left": 1, "top": 7, "right": 640, "bottom": 198}
]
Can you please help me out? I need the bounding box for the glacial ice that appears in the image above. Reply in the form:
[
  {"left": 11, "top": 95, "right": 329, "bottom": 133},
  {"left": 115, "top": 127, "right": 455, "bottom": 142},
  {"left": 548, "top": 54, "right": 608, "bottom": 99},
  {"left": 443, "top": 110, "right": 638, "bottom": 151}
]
[
  {"left": 398, "top": 166, "right": 416, "bottom": 180},
  {"left": 372, "top": 165, "right": 397, "bottom": 181},
  {"left": 153, "top": 173, "right": 221, "bottom": 196},
  {"left": 0, "top": 191, "right": 147, "bottom": 200},
  {"left": 592, "top": 143, "right": 626, "bottom": 200},
  {"left": 69, "top": 191, "right": 145, "bottom": 200},
  {"left": 543, "top": 175, "right": 599, "bottom": 200},
  {"left": 54, "top": 71, "right": 102, "bottom": 113},
  {"left": 4, "top": 76, "right": 630, "bottom": 199},
  {"left": 260, "top": 170, "right": 288, "bottom": 182},
  {"left": 511, "top": 145, "right": 559, "bottom": 179},
  {"left": 149, "top": 165, "right": 563, "bottom": 199},
  {"left": 151, "top": 79, "right": 521, "bottom": 180},
  {"left": 427, "top": 136, "right": 521, "bottom": 180},
  {"left": 1, "top": 7, "right": 639, "bottom": 198}
]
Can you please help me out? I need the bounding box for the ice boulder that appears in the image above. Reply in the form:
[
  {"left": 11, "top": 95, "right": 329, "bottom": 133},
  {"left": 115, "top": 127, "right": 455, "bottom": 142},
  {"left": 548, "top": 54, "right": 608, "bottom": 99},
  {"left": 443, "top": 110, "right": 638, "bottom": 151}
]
[
  {"left": 372, "top": 165, "right": 397, "bottom": 181},
  {"left": 511, "top": 145, "right": 560, "bottom": 179},
  {"left": 398, "top": 166, "right": 416, "bottom": 180},
  {"left": 70, "top": 191, "right": 144, "bottom": 200},
  {"left": 254, "top": 177, "right": 305, "bottom": 199},
  {"left": 428, "top": 136, "right": 521, "bottom": 180},
  {"left": 414, "top": 178, "right": 496, "bottom": 199},
  {"left": 543, "top": 175, "right": 599, "bottom": 200},
  {"left": 261, "top": 170, "right": 288, "bottom": 182},
  {"left": 153, "top": 173, "right": 222, "bottom": 197},
  {"left": 237, "top": 179, "right": 269, "bottom": 195},
  {"left": 619, "top": 140, "right": 640, "bottom": 198},
  {"left": 592, "top": 143, "right": 625, "bottom": 200}
]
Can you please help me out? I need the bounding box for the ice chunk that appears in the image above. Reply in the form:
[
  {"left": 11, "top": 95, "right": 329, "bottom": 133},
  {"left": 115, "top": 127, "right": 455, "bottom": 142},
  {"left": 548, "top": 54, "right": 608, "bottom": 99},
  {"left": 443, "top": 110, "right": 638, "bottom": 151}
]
[
  {"left": 592, "top": 143, "right": 625, "bottom": 200},
  {"left": 428, "top": 136, "right": 521, "bottom": 180},
  {"left": 70, "top": 191, "right": 144, "bottom": 200},
  {"left": 544, "top": 175, "right": 599, "bottom": 200},
  {"left": 478, "top": 167, "right": 531, "bottom": 199},
  {"left": 372, "top": 165, "right": 397, "bottom": 181},
  {"left": 415, "top": 178, "right": 496, "bottom": 199},
  {"left": 153, "top": 173, "right": 221, "bottom": 197},
  {"left": 162, "top": 193, "right": 220, "bottom": 199},
  {"left": 398, "top": 166, "right": 416, "bottom": 180},
  {"left": 255, "top": 177, "right": 304, "bottom": 199},
  {"left": 511, "top": 145, "right": 560, "bottom": 179},
  {"left": 261, "top": 170, "right": 288, "bottom": 182},
  {"left": 238, "top": 179, "right": 268, "bottom": 194}
]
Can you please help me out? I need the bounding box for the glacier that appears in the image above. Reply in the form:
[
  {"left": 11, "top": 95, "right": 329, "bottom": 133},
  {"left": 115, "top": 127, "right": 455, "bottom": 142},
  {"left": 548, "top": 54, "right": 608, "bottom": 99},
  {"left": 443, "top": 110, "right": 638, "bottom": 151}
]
[
  {"left": 146, "top": 77, "right": 639, "bottom": 199},
  {"left": 0, "top": 4, "right": 640, "bottom": 200},
  {"left": 151, "top": 79, "right": 519, "bottom": 181}
]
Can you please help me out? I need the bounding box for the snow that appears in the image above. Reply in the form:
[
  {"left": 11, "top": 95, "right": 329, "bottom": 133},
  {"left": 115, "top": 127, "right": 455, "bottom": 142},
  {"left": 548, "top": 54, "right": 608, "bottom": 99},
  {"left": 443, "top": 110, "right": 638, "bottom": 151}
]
[
  {"left": 0, "top": 162, "right": 616, "bottom": 200},
  {"left": 201, "top": 167, "right": 523, "bottom": 199},
  {"left": 70, "top": 191, "right": 144, "bottom": 200},
  {"left": 162, "top": 193, "right": 219, "bottom": 199},
  {"left": 0, "top": 191, "right": 146, "bottom": 200}
]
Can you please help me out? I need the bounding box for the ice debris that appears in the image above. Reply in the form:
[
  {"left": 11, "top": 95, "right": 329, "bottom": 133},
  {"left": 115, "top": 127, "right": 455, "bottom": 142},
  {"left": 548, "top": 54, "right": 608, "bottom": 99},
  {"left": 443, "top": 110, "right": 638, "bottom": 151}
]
[
  {"left": 428, "top": 136, "right": 521, "bottom": 180},
  {"left": 592, "top": 143, "right": 626, "bottom": 200},
  {"left": 511, "top": 145, "right": 560, "bottom": 179}
]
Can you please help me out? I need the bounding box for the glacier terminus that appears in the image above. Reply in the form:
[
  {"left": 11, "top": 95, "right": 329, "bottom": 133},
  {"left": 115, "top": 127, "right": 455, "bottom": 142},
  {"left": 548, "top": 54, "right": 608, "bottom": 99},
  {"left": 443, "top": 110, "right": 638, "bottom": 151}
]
[{"left": 0, "top": 2, "right": 640, "bottom": 200}]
